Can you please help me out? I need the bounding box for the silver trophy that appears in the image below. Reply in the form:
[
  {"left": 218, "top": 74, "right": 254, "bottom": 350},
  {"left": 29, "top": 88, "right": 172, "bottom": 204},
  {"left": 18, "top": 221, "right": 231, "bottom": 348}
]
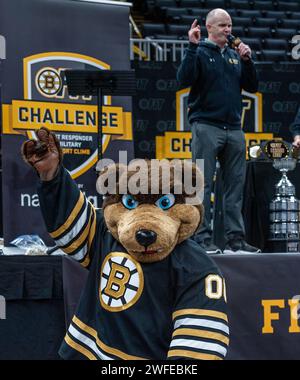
[{"left": 267, "top": 142, "right": 300, "bottom": 252}]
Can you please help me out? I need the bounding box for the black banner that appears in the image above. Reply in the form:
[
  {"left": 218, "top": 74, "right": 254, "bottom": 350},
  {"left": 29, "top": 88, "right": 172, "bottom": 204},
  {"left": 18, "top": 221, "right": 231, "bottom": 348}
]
[
  {"left": 215, "top": 254, "right": 300, "bottom": 360},
  {"left": 0, "top": 0, "right": 133, "bottom": 245},
  {"left": 132, "top": 61, "right": 300, "bottom": 159}
]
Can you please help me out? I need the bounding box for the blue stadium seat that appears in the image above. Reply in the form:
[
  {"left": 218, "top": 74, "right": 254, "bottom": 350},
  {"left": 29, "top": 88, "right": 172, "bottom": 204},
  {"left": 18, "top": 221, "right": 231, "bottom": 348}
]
[
  {"left": 275, "top": 28, "right": 297, "bottom": 39},
  {"left": 238, "top": 10, "right": 262, "bottom": 19},
  {"left": 180, "top": 14, "right": 202, "bottom": 24},
  {"left": 188, "top": 8, "right": 211, "bottom": 17},
  {"left": 288, "top": 11, "right": 300, "bottom": 19},
  {"left": 262, "top": 49, "right": 288, "bottom": 62},
  {"left": 143, "top": 23, "right": 166, "bottom": 37},
  {"left": 263, "top": 38, "right": 288, "bottom": 50},
  {"left": 226, "top": 9, "right": 238, "bottom": 18},
  {"left": 189, "top": 8, "right": 237, "bottom": 18},
  {"left": 277, "top": 2, "right": 300, "bottom": 12},
  {"left": 180, "top": 0, "right": 201, "bottom": 7},
  {"left": 232, "top": 17, "right": 254, "bottom": 27},
  {"left": 264, "top": 10, "right": 286, "bottom": 19},
  {"left": 230, "top": 0, "right": 254, "bottom": 10},
  {"left": 255, "top": 18, "right": 278, "bottom": 28},
  {"left": 247, "top": 27, "right": 272, "bottom": 38},
  {"left": 280, "top": 19, "right": 300, "bottom": 30},
  {"left": 165, "top": 7, "right": 190, "bottom": 20},
  {"left": 253, "top": 1, "right": 276, "bottom": 11},
  {"left": 204, "top": 0, "right": 227, "bottom": 8},
  {"left": 242, "top": 37, "right": 262, "bottom": 51},
  {"left": 232, "top": 26, "right": 245, "bottom": 37},
  {"left": 167, "top": 24, "right": 190, "bottom": 37}
]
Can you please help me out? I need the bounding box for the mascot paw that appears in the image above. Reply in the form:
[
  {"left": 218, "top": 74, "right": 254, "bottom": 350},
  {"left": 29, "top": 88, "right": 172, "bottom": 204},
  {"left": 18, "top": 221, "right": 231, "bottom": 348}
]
[{"left": 21, "top": 127, "right": 63, "bottom": 181}]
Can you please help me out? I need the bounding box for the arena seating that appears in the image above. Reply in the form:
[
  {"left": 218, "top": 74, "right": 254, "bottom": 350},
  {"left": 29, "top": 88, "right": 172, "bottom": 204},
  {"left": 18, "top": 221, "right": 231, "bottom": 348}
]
[{"left": 141, "top": 0, "right": 300, "bottom": 62}]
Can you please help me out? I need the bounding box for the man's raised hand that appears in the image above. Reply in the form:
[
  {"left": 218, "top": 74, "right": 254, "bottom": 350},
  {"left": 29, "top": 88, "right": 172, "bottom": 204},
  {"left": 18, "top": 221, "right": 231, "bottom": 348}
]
[
  {"left": 236, "top": 42, "right": 251, "bottom": 61},
  {"left": 188, "top": 19, "right": 201, "bottom": 44}
]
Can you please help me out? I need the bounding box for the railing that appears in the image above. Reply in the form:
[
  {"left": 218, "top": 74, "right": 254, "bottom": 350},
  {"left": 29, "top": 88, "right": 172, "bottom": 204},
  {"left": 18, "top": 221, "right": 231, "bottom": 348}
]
[
  {"left": 129, "top": 14, "right": 142, "bottom": 39},
  {"left": 130, "top": 38, "right": 188, "bottom": 61}
]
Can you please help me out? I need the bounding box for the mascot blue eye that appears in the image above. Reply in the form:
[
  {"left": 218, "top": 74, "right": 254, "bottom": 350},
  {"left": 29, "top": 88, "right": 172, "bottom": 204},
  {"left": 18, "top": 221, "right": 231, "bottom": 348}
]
[
  {"left": 122, "top": 194, "right": 138, "bottom": 210},
  {"left": 155, "top": 194, "right": 175, "bottom": 210}
]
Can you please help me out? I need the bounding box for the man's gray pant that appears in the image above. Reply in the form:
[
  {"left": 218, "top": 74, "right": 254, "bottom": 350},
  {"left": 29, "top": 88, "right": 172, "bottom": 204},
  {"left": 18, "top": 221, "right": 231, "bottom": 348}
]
[{"left": 191, "top": 122, "right": 246, "bottom": 244}]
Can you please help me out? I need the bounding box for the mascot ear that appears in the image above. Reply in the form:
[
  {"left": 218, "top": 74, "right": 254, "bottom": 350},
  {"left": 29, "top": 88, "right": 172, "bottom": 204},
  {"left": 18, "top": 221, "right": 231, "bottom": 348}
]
[{"left": 96, "top": 163, "right": 127, "bottom": 196}]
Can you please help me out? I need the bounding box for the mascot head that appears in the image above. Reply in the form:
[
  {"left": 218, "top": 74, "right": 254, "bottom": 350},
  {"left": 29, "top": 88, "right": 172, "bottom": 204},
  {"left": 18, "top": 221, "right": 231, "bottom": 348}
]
[{"left": 97, "top": 159, "right": 204, "bottom": 263}]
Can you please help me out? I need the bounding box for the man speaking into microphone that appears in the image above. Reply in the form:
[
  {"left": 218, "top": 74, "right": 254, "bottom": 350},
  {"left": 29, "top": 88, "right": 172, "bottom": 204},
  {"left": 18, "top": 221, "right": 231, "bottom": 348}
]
[{"left": 177, "top": 8, "right": 260, "bottom": 254}]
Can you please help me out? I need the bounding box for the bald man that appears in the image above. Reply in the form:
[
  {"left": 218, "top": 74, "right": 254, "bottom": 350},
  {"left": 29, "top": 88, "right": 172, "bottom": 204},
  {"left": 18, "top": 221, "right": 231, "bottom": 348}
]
[{"left": 177, "top": 9, "right": 260, "bottom": 254}]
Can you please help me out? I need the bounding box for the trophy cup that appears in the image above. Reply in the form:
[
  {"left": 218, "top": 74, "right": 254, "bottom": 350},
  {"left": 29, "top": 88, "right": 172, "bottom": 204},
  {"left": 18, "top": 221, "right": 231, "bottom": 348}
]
[{"left": 265, "top": 141, "right": 300, "bottom": 253}]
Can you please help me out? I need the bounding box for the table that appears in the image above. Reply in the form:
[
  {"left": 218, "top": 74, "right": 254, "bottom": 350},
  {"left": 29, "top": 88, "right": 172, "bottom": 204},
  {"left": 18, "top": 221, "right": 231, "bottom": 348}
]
[
  {"left": 0, "top": 255, "right": 87, "bottom": 360},
  {"left": 0, "top": 256, "right": 64, "bottom": 359},
  {"left": 0, "top": 254, "right": 300, "bottom": 360}
]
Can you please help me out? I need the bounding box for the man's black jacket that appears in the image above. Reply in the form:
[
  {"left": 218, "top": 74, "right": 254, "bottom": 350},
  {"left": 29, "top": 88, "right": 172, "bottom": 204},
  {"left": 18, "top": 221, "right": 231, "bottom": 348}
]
[{"left": 177, "top": 40, "right": 258, "bottom": 129}]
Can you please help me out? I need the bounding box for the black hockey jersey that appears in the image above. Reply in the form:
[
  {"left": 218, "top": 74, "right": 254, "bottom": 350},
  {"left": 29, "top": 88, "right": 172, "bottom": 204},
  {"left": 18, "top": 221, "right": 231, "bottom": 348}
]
[{"left": 37, "top": 167, "right": 229, "bottom": 360}]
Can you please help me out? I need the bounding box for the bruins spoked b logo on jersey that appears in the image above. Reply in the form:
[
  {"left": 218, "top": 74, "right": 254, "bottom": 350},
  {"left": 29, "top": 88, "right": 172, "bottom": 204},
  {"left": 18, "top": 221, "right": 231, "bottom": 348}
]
[{"left": 99, "top": 252, "right": 144, "bottom": 312}]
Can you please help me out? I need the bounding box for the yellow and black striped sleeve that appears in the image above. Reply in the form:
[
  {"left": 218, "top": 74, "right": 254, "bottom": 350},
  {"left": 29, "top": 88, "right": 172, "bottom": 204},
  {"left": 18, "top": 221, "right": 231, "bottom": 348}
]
[
  {"left": 60, "top": 315, "right": 148, "bottom": 360},
  {"left": 168, "top": 269, "right": 229, "bottom": 360},
  {"left": 37, "top": 166, "right": 103, "bottom": 268}
]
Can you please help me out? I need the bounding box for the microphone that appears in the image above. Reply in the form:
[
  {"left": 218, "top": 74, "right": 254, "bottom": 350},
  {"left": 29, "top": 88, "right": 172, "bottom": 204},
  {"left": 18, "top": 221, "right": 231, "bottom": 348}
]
[
  {"left": 227, "top": 34, "right": 251, "bottom": 59},
  {"left": 227, "top": 34, "right": 242, "bottom": 49}
]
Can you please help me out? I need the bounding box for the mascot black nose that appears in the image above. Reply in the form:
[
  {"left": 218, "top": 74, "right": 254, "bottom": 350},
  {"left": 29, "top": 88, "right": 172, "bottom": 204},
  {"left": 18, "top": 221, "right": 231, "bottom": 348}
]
[{"left": 135, "top": 229, "right": 157, "bottom": 247}]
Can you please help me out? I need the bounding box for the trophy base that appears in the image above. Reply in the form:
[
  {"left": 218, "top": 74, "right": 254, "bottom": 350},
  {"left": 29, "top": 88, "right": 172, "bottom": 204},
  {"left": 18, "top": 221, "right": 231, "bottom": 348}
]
[{"left": 268, "top": 239, "right": 300, "bottom": 253}]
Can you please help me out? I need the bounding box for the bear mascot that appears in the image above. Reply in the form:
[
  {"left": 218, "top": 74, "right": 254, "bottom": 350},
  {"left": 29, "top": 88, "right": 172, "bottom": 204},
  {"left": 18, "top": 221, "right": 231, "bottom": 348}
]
[{"left": 21, "top": 127, "right": 229, "bottom": 360}]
